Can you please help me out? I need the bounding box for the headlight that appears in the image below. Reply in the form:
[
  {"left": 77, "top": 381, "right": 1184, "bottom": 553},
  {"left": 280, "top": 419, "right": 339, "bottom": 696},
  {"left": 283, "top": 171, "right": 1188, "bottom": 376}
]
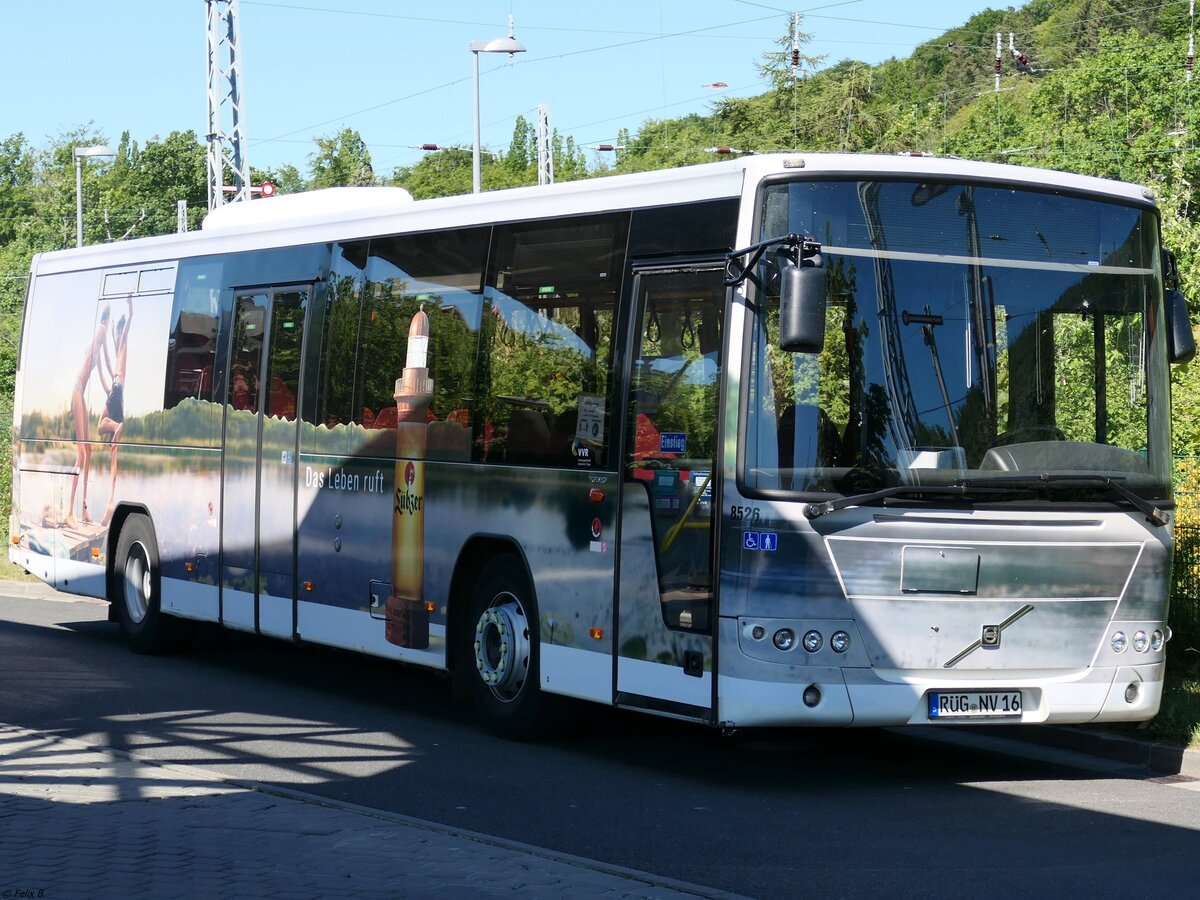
[
  {"left": 830, "top": 630, "right": 851, "bottom": 653},
  {"left": 1132, "top": 630, "right": 1149, "bottom": 653},
  {"left": 773, "top": 628, "right": 795, "bottom": 651},
  {"left": 1150, "top": 629, "right": 1165, "bottom": 652},
  {"left": 803, "top": 630, "right": 823, "bottom": 653},
  {"left": 1111, "top": 631, "right": 1128, "bottom": 653}
]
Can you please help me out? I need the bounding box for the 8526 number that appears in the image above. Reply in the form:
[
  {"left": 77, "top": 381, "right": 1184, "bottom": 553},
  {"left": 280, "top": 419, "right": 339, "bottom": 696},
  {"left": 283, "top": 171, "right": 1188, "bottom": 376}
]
[{"left": 729, "top": 505, "right": 760, "bottom": 523}]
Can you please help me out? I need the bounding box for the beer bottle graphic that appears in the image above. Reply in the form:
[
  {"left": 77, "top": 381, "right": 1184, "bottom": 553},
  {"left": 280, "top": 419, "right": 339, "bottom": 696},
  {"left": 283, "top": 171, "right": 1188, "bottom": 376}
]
[{"left": 386, "top": 306, "right": 432, "bottom": 648}]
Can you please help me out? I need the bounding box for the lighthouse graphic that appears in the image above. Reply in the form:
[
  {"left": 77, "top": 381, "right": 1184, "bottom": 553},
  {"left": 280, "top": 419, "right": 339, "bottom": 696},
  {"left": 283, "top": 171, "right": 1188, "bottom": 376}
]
[{"left": 386, "top": 305, "right": 432, "bottom": 649}]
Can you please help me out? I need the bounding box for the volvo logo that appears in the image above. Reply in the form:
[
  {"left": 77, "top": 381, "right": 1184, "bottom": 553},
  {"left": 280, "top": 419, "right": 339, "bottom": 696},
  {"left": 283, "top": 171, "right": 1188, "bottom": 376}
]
[{"left": 943, "top": 605, "right": 1035, "bottom": 668}]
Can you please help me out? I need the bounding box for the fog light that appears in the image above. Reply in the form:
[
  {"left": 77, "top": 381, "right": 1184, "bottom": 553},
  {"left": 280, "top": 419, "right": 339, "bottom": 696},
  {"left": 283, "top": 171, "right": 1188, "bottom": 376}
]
[
  {"left": 773, "top": 628, "right": 795, "bottom": 651},
  {"left": 802, "top": 630, "right": 823, "bottom": 653},
  {"left": 1124, "top": 682, "right": 1140, "bottom": 704},
  {"left": 751, "top": 624, "right": 766, "bottom": 641},
  {"left": 802, "top": 684, "right": 821, "bottom": 707},
  {"left": 1132, "top": 630, "right": 1149, "bottom": 653},
  {"left": 1150, "top": 629, "right": 1165, "bottom": 652},
  {"left": 1111, "top": 631, "right": 1128, "bottom": 653},
  {"left": 831, "top": 630, "right": 851, "bottom": 653}
]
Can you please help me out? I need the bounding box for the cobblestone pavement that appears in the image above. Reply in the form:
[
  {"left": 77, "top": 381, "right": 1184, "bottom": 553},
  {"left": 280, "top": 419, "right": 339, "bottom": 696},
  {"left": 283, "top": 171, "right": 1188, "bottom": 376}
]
[{"left": 0, "top": 724, "right": 742, "bottom": 900}]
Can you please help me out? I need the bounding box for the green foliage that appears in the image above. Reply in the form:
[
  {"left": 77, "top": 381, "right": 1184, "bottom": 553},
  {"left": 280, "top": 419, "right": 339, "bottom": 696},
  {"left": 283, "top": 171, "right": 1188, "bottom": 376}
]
[
  {"left": 254, "top": 163, "right": 305, "bottom": 195},
  {"left": 1169, "top": 458, "right": 1200, "bottom": 731},
  {"left": 392, "top": 147, "right": 475, "bottom": 199},
  {"left": 309, "top": 127, "right": 375, "bottom": 188},
  {"left": 389, "top": 117, "right": 589, "bottom": 197},
  {"left": 0, "top": 134, "right": 34, "bottom": 247},
  {"left": 110, "top": 130, "right": 208, "bottom": 236}
]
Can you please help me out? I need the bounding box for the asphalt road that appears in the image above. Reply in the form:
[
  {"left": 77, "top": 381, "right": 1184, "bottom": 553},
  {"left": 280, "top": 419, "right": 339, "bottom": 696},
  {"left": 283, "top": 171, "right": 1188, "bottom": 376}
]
[{"left": 2, "top": 590, "right": 1199, "bottom": 899}]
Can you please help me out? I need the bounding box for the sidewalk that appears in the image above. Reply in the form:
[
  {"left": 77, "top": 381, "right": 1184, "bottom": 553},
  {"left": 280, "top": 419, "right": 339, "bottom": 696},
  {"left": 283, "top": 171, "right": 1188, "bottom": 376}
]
[{"left": 0, "top": 723, "right": 738, "bottom": 900}]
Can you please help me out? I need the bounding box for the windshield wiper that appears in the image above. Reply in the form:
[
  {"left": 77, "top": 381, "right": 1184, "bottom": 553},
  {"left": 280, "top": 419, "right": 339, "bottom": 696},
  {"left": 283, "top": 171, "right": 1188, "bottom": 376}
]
[
  {"left": 960, "top": 473, "right": 1169, "bottom": 527},
  {"left": 803, "top": 473, "right": 1168, "bottom": 526},
  {"left": 803, "top": 483, "right": 1019, "bottom": 520}
]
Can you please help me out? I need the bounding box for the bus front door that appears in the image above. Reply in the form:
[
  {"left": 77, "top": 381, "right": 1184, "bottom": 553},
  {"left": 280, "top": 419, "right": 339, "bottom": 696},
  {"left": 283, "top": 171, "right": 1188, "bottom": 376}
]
[
  {"left": 616, "top": 265, "right": 724, "bottom": 722},
  {"left": 220, "top": 285, "right": 307, "bottom": 638}
]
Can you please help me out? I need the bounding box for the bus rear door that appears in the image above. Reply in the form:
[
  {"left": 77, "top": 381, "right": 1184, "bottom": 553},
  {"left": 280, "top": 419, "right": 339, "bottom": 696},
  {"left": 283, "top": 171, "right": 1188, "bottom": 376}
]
[
  {"left": 616, "top": 264, "right": 725, "bottom": 722},
  {"left": 220, "top": 284, "right": 308, "bottom": 638}
]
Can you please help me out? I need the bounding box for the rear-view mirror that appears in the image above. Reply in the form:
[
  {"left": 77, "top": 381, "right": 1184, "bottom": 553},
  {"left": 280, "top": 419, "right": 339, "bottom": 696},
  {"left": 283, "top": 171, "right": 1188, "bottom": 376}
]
[
  {"left": 778, "top": 250, "right": 827, "bottom": 354},
  {"left": 1167, "top": 287, "right": 1196, "bottom": 364}
]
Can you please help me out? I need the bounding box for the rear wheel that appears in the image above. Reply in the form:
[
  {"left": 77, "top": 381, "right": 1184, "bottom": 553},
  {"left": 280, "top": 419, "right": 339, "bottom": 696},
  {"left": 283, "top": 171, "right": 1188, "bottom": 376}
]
[
  {"left": 113, "top": 514, "right": 189, "bottom": 654},
  {"left": 460, "top": 554, "right": 546, "bottom": 739}
]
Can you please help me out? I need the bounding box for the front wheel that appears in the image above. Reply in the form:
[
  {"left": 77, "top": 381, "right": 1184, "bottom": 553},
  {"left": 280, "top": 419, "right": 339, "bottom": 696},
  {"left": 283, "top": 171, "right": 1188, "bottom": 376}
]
[
  {"left": 113, "top": 514, "right": 189, "bottom": 654},
  {"left": 460, "top": 554, "right": 546, "bottom": 739}
]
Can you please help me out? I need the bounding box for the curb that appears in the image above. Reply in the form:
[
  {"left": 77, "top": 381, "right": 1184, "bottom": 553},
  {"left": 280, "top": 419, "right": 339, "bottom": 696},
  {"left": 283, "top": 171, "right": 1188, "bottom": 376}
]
[
  {"left": 970, "top": 723, "right": 1200, "bottom": 778},
  {"left": 0, "top": 578, "right": 103, "bottom": 602}
]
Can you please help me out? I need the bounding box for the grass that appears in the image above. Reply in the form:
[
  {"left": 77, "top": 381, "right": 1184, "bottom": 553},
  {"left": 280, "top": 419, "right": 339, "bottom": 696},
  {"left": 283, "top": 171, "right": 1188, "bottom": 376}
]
[
  {"left": 1146, "top": 653, "right": 1200, "bottom": 749},
  {"left": 0, "top": 556, "right": 36, "bottom": 582}
]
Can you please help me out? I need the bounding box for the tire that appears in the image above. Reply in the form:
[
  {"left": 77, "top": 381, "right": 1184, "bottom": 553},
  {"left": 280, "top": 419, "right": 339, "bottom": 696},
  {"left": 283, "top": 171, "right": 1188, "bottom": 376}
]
[
  {"left": 460, "top": 554, "right": 546, "bottom": 740},
  {"left": 113, "top": 514, "right": 189, "bottom": 654}
]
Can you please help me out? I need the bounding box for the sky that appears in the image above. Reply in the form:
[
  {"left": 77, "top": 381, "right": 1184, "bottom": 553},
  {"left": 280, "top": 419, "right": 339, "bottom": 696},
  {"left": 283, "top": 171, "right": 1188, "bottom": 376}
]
[{"left": 3, "top": 1, "right": 1001, "bottom": 177}]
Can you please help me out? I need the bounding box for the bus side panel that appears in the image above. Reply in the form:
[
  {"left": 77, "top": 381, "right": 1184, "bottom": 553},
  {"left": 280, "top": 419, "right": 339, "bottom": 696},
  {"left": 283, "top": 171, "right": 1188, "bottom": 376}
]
[
  {"left": 426, "top": 465, "right": 617, "bottom": 705},
  {"left": 10, "top": 264, "right": 219, "bottom": 613},
  {"left": 295, "top": 447, "right": 411, "bottom": 659},
  {"left": 134, "top": 443, "right": 223, "bottom": 622},
  {"left": 12, "top": 268, "right": 104, "bottom": 594},
  {"left": 294, "top": 440, "right": 617, "bottom": 701}
]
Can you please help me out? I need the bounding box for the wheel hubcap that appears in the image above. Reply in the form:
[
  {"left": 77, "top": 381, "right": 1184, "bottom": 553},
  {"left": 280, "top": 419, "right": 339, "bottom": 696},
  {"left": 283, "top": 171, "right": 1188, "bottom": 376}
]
[
  {"left": 123, "top": 543, "right": 150, "bottom": 625},
  {"left": 473, "top": 593, "right": 530, "bottom": 703}
]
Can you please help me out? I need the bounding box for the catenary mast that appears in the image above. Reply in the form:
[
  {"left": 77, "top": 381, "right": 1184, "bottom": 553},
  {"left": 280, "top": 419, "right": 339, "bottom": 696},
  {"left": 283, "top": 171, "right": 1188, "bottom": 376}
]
[{"left": 206, "top": 0, "right": 250, "bottom": 210}]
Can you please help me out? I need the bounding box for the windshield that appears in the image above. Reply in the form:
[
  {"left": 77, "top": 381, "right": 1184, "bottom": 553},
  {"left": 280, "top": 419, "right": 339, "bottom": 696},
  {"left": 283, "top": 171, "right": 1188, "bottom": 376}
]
[{"left": 743, "top": 177, "right": 1172, "bottom": 502}]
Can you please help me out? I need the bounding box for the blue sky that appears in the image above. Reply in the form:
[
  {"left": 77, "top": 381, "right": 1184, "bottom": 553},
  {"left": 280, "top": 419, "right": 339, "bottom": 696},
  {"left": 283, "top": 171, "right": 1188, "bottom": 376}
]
[{"left": 5, "top": 1, "right": 1000, "bottom": 175}]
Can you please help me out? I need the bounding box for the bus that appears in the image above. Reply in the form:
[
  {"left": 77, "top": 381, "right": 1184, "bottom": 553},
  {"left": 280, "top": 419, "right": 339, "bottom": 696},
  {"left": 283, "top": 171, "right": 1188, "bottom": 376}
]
[{"left": 10, "top": 153, "right": 1195, "bottom": 737}]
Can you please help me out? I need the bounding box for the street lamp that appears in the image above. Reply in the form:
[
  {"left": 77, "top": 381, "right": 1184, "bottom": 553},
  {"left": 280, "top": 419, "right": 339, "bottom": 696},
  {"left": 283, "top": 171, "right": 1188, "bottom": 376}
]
[
  {"left": 74, "top": 144, "right": 116, "bottom": 247},
  {"left": 470, "top": 17, "right": 525, "bottom": 194}
]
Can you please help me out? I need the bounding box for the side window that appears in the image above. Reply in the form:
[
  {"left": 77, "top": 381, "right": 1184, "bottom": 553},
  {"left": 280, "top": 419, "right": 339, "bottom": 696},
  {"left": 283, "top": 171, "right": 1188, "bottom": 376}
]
[
  {"left": 354, "top": 228, "right": 489, "bottom": 458},
  {"left": 310, "top": 241, "right": 367, "bottom": 430},
  {"left": 306, "top": 233, "right": 488, "bottom": 459},
  {"left": 264, "top": 288, "right": 307, "bottom": 421},
  {"left": 481, "top": 214, "right": 626, "bottom": 467},
  {"left": 165, "top": 261, "right": 220, "bottom": 410}
]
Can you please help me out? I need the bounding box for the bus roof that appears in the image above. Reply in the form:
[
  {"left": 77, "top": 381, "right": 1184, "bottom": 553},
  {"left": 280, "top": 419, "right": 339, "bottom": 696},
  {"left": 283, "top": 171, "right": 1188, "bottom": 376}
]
[{"left": 32, "top": 153, "right": 1155, "bottom": 276}]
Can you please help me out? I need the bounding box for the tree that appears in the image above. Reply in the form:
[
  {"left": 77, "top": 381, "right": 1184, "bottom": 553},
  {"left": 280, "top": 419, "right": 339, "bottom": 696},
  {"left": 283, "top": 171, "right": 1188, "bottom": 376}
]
[
  {"left": 113, "top": 130, "right": 207, "bottom": 237},
  {"left": 0, "top": 133, "right": 34, "bottom": 246},
  {"left": 252, "top": 163, "right": 305, "bottom": 196},
  {"left": 392, "top": 147, "right": 473, "bottom": 199},
  {"left": 310, "top": 128, "right": 375, "bottom": 187},
  {"left": 755, "top": 14, "right": 823, "bottom": 93}
]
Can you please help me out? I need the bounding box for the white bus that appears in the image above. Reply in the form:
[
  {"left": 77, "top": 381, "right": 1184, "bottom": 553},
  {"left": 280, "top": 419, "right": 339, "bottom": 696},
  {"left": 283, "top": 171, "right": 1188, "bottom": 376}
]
[{"left": 11, "top": 153, "right": 1194, "bottom": 737}]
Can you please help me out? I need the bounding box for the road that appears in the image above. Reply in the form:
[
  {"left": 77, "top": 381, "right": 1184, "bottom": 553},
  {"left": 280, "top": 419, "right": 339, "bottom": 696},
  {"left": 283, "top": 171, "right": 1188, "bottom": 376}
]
[{"left": 1, "top": 589, "right": 1198, "bottom": 899}]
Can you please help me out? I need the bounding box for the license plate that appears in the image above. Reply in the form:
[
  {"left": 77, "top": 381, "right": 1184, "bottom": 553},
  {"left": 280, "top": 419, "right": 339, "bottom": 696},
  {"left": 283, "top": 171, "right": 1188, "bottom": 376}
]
[{"left": 928, "top": 690, "right": 1022, "bottom": 719}]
